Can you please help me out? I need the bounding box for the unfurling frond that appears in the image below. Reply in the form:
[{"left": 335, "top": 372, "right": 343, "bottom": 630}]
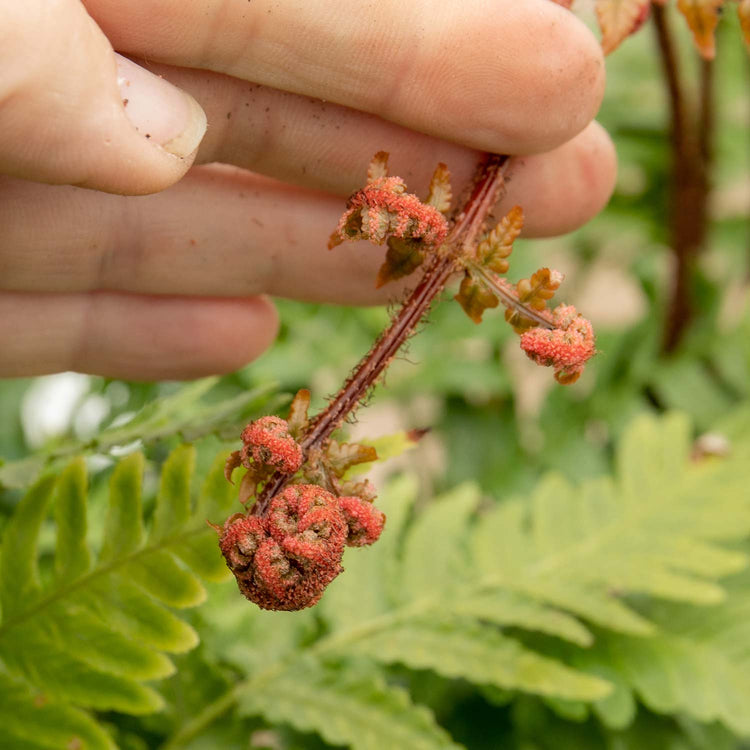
[
  {"left": 328, "top": 152, "right": 449, "bottom": 263},
  {"left": 520, "top": 304, "right": 596, "bottom": 384},
  {"left": 476, "top": 204, "right": 523, "bottom": 275},
  {"left": 505, "top": 267, "right": 564, "bottom": 332}
]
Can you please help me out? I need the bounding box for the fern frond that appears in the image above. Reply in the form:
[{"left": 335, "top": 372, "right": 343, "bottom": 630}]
[
  {"left": 470, "top": 413, "right": 750, "bottom": 631},
  {"left": 349, "top": 617, "right": 610, "bottom": 701},
  {"left": 0, "top": 446, "right": 238, "bottom": 742},
  {"left": 579, "top": 568, "right": 750, "bottom": 735},
  {"left": 169, "top": 412, "right": 750, "bottom": 748},
  {"left": 0, "top": 672, "right": 116, "bottom": 750},
  {"left": 0, "top": 379, "right": 282, "bottom": 490},
  {"left": 238, "top": 663, "right": 462, "bottom": 750}
]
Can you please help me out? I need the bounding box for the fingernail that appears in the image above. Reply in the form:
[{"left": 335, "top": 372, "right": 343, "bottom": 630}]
[{"left": 116, "top": 53, "right": 207, "bottom": 159}]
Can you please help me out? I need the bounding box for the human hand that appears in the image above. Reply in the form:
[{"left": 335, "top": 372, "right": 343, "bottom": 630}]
[{"left": 0, "top": 0, "right": 616, "bottom": 380}]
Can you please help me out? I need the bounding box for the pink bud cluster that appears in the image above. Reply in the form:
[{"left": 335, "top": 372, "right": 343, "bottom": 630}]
[
  {"left": 218, "top": 484, "right": 385, "bottom": 610},
  {"left": 240, "top": 416, "right": 303, "bottom": 474},
  {"left": 520, "top": 304, "right": 596, "bottom": 385},
  {"left": 330, "top": 176, "right": 449, "bottom": 248}
]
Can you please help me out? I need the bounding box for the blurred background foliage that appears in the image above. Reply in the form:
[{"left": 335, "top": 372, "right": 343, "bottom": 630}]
[{"left": 1, "top": 6, "right": 750, "bottom": 750}]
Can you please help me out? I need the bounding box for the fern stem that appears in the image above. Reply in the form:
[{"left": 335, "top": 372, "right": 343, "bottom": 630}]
[
  {"left": 252, "top": 154, "right": 510, "bottom": 514},
  {"left": 652, "top": 3, "right": 712, "bottom": 352}
]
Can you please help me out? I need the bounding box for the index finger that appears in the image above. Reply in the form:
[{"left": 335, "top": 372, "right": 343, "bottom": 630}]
[{"left": 84, "top": 0, "right": 605, "bottom": 155}]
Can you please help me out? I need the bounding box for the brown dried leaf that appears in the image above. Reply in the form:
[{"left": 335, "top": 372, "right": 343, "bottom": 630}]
[
  {"left": 454, "top": 272, "right": 499, "bottom": 324},
  {"left": 477, "top": 205, "right": 523, "bottom": 275},
  {"left": 738, "top": 0, "right": 750, "bottom": 50},
  {"left": 550, "top": 0, "right": 574, "bottom": 7},
  {"left": 595, "top": 0, "right": 652, "bottom": 54},
  {"left": 676, "top": 0, "right": 724, "bottom": 59},
  {"left": 224, "top": 450, "right": 243, "bottom": 484},
  {"left": 238, "top": 470, "right": 258, "bottom": 506},
  {"left": 338, "top": 477, "right": 378, "bottom": 502},
  {"left": 287, "top": 389, "right": 311, "bottom": 436},
  {"left": 425, "top": 162, "right": 452, "bottom": 214},
  {"left": 367, "top": 151, "right": 389, "bottom": 183},
  {"left": 327, "top": 440, "right": 379, "bottom": 476},
  {"left": 376, "top": 237, "right": 425, "bottom": 287}
]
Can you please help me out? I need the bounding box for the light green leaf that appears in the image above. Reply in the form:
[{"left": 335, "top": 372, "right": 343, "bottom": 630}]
[
  {"left": 349, "top": 618, "right": 611, "bottom": 701},
  {"left": 0, "top": 380, "right": 281, "bottom": 490},
  {"left": 0, "top": 672, "right": 116, "bottom": 750},
  {"left": 320, "top": 474, "right": 417, "bottom": 630},
  {"left": 399, "top": 483, "right": 479, "bottom": 601},
  {"left": 239, "top": 663, "right": 463, "bottom": 750},
  {"left": 451, "top": 590, "right": 593, "bottom": 647},
  {"left": 99, "top": 452, "right": 145, "bottom": 562},
  {"left": 0, "top": 474, "right": 56, "bottom": 615},
  {"left": 81, "top": 578, "right": 199, "bottom": 654},
  {"left": 584, "top": 570, "right": 750, "bottom": 735},
  {"left": 128, "top": 552, "right": 206, "bottom": 608},
  {"left": 151, "top": 444, "right": 195, "bottom": 542},
  {"left": 0, "top": 444, "right": 229, "bottom": 736},
  {"left": 54, "top": 458, "right": 91, "bottom": 582},
  {"left": 468, "top": 412, "right": 750, "bottom": 634}
]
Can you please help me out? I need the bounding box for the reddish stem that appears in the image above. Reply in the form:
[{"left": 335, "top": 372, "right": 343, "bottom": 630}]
[
  {"left": 252, "top": 154, "right": 510, "bottom": 514},
  {"left": 652, "top": 4, "right": 712, "bottom": 353}
]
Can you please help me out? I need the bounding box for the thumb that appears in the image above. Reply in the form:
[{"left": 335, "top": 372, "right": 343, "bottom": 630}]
[{"left": 0, "top": 0, "right": 207, "bottom": 195}]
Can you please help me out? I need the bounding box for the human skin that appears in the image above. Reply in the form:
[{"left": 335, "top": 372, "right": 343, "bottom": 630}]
[{"left": 0, "top": 0, "right": 616, "bottom": 380}]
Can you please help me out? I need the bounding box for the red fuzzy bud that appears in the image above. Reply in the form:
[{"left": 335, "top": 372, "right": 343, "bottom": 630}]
[
  {"left": 240, "top": 416, "right": 303, "bottom": 474},
  {"left": 520, "top": 304, "right": 595, "bottom": 385},
  {"left": 217, "top": 485, "right": 348, "bottom": 611},
  {"left": 338, "top": 495, "right": 386, "bottom": 547},
  {"left": 331, "top": 176, "right": 449, "bottom": 248}
]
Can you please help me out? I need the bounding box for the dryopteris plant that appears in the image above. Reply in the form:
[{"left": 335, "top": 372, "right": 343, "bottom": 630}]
[
  {"left": 217, "top": 151, "right": 596, "bottom": 611},
  {"left": 4, "top": 411, "right": 750, "bottom": 748}
]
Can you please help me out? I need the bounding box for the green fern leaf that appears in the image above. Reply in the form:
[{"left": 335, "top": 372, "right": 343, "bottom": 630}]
[
  {"left": 580, "top": 569, "right": 750, "bottom": 735},
  {"left": 469, "top": 412, "right": 750, "bottom": 634},
  {"left": 0, "top": 443, "right": 238, "bottom": 740},
  {"left": 151, "top": 443, "right": 195, "bottom": 541},
  {"left": 0, "top": 379, "right": 282, "bottom": 490},
  {"left": 349, "top": 618, "right": 611, "bottom": 701},
  {"left": 0, "top": 672, "right": 116, "bottom": 750},
  {"left": 114, "top": 411, "right": 750, "bottom": 748},
  {"left": 398, "top": 483, "right": 479, "bottom": 601},
  {"left": 450, "top": 590, "right": 593, "bottom": 647},
  {"left": 238, "top": 662, "right": 463, "bottom": 750},
  {"left": 53, "top": 458, "right": 90, "bottom": 582},
  {"left": 0, "top": 474, "right": 56, "bottom": 614},
  {"left": 320, "top": 474, "right": 418, "bottom": 630}
]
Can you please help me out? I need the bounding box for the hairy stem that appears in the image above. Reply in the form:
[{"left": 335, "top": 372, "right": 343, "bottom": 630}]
[{"left": 252, "top": 154, "right": 510, "bottom": 514}]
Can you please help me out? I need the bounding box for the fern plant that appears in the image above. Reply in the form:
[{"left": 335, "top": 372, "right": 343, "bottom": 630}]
[
  {"left": 3, "top": 411, "right": 750, "bottom": 748},
  {"left": 0, "top": 444, "right": 237, "bottom": 749}
]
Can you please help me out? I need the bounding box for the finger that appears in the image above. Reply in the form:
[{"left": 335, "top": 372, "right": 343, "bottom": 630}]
[
  {"left": 0, "top": 124, "right": 615, "bottom": 303},
  {"left": 84, "top": 0, "right": 604, "bottom": 154},
  {"left": 0, "top": 1, "right": 206, "bottom": 194},
  {"left": 500, "top": 121, "right": 617, "bottom": 237},
  {"left": 142, "top": 63, "right": 615, "bottom": 227},
  {"left": 0, "top": 291, "right": 278, "bottom": 379}
]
